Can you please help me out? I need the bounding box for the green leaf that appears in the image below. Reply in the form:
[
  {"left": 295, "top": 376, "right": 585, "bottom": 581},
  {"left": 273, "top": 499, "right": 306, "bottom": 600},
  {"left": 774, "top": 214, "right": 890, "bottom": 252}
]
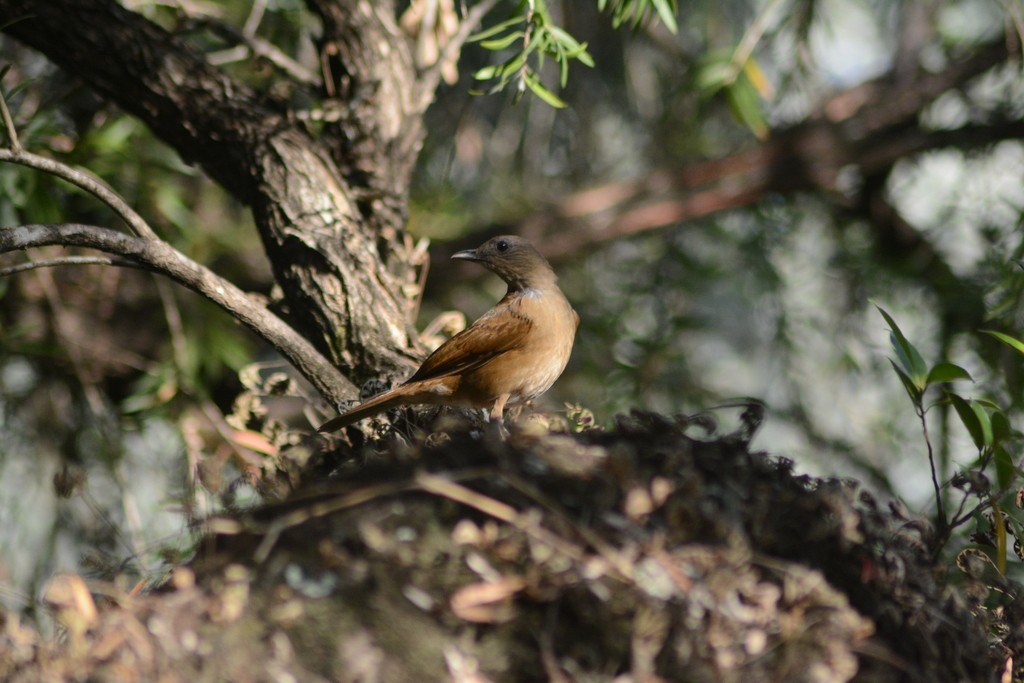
[
  {"left": 950, "top": 394, "right": 984, "bottom": 450},
  {"left": 469, "top": 14, "right": 529, "bottom": 43},
  {"left": 565, "top": 43, "right": 595, "bottom": 66},
  {"left": 992, "top": 410, "right": 1012, "bottom": 446},
  {"left": 480, "top": 31, "right": 525, "bottom": 51},
  {"left": 995, "top": 447, "right": 1015, "bottom": 491},
  {"left": 925, "top": 362, "right": 972, "bottom": 386},
  {"left": 651, "top": 0, "right": 678, "bottom": 33},
  {"left": 889, "top": 360, "right": 923, "bottom": 405},
  {"left": 974, "top": 402, "right": 994, "bottom": 449},
  {"left": 724, "top": 76, "right": 768, "bottom": 140},
  {"left": 695, "top": 56, "right": 732, "bottom": 94},
  {"left": 983, "top": 329, "right": 1024, "bottom": 356},
  {"left": 523, "top": 70, "right": 567, "bottom": 108},
  {"left": 876, "top": 305, "right": 928, "bottom": 389},
  {"left": 473, "top": 65, "right": 499, "bottom": 80}
]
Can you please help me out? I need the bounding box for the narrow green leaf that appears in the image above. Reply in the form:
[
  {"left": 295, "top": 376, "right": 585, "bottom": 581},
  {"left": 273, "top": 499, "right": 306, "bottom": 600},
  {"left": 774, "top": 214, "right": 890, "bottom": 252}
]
[
  {"left": 695, "top": 58, "right": 732, "bottom": 94},
  {"left": 889, "top": 360, "right": 923, "bottom": 405},
  {"left": 974, "top": 397, "right": 1002, "bottom": 410},
  {"left": 473, "top": 65, "right": 499, "bottom": 80},
  {"left": 991, "top": 410, "right": 1013, "bottom": 448},
  {"left": 974, "top": 400, "right": 993, "bottom": 449},
  {"left": 983, "top": 329, "right": 1024, "bottom": 356},
  {"left": 725, "top": 77, "right": 768, "bottom": 140},
  {"left": 523, "top": 70, "right": 567, "bottom": 108},
  {"left": 480, "top": 31, "right": 525, "bottom": 51},
  {"left": 995, "top": 447, "right": 1015, "bottom": 491},
  {"left": 469, "top": 14, "right": 529, "bottom": 43},
  {"left": 566, "top": 43, "right": 595, "bottom": 66},
  {"left": 549, "top": 25, "right": 583, "bottom": 50},
  {"left": 5, "top": 80, "right": 31, "bottom": 101},
  {"left": 651, "top": 0, "right": 678, "bottom": 33},
  {"left": 875, "top": 305, "right": 928, "bottom": 388},
  {"left": 950, "top": 394, "right": 985, "bottom": 450},
  {"left": 925, "top": 362, "right": 973, "bottom": 386}
]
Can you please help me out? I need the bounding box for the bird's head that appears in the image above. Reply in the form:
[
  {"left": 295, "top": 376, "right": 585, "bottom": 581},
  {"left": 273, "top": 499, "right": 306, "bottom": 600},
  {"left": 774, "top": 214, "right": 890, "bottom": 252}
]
[{"left": 452, "top": 235, "right": 556, "bottom": 291}]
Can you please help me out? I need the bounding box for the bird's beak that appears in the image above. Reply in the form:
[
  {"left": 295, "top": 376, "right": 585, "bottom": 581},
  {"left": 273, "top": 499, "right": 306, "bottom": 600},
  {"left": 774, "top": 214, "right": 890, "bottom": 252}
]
[{"left": 451, "top": 248, "right": 482, "bottom": 262}]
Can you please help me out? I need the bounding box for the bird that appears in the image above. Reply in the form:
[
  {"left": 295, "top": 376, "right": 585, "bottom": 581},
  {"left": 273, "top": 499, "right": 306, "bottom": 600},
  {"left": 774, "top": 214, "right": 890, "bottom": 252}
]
[{"left": 318, "top": 235, "right": 579, "bottom": 433}]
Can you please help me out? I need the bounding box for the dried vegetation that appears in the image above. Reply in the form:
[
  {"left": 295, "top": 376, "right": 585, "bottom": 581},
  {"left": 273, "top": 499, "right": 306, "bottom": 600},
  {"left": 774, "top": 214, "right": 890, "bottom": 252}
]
[{"left": 2, "top": 410, "right": 1021, "bottom": 682}]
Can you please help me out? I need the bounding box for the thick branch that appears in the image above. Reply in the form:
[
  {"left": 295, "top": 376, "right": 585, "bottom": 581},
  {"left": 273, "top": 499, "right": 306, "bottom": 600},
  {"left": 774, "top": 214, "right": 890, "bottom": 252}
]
[{"left": 0, "top": 223, "right": 357, "bottom": 407}]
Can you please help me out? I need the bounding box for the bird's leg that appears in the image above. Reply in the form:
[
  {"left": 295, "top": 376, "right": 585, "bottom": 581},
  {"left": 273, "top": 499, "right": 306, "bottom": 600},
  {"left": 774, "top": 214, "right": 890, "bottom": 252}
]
[
  {"left": 489, "top": 394, "right": 511, "bottom": 439},
  {"left": 489, "top": 394, "right": 510, "bottom": 423}
]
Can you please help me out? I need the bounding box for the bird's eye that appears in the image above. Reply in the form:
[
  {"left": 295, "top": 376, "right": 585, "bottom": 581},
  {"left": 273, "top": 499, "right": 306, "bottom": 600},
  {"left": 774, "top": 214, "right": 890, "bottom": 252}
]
[{"left": 496, "top": 240, "right": 509, "bottom": 252}]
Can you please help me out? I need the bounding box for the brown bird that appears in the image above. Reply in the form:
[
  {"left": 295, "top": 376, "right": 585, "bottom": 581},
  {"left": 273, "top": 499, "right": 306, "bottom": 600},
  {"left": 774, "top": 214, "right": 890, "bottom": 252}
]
[{"left": 318, "top": 235, "right": 579, "bottom": 433}]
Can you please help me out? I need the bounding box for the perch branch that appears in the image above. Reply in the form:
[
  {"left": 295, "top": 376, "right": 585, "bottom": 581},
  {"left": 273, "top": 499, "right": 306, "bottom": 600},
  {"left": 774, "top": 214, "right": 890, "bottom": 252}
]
[{"left": 0, "top": 223, "right": 357, "bottom": 407}]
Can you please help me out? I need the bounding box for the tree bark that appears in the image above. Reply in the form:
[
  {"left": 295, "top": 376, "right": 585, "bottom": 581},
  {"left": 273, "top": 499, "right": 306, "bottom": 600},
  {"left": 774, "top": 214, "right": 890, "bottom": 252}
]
[{"left": 0, "top": 0, "right": 430, "bottom": 392}]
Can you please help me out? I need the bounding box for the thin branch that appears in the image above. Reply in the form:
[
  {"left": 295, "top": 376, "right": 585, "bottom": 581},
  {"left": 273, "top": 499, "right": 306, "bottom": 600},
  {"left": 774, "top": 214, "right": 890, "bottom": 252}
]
[
  {"left": 723, "top": 0, "right": 786, "bottom": 85},
  {"left": 0, "top": 255, "right": 147, "bottom": 276},
  {"left": 0, "top": 149, "right": 157, "bottom": 240},
  {"left": 918, "top": 407, "right": 947, "bottom": 535},
  {"left": 198, "top": 17, "right": 322, "bottom": 87},
  {"left": 0, "top": 72, "right": 21, "bottom": 153},
  {"left": 241, "top": 0, "right": 267, "bottom": 37},
  {"left": 415, "top": 0, "right": 500, "bottom": 109},
  {"left": 0, "top": 222, "right": 357, "bottom": 406},
  {"left": 155, "top": 277, "right": 191, "bottom": 391}
]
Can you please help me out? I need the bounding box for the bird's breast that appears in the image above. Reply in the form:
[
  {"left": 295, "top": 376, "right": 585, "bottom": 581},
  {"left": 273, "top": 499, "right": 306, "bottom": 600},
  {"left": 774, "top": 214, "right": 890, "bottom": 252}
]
[{"left": 460, "top": 289, "right": 577, "bottom": 405}]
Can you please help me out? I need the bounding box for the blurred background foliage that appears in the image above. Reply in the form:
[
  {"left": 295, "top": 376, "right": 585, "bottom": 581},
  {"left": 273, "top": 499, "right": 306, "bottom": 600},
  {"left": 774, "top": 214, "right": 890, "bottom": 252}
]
[{"left": 1, "top": 0, "right": 1024, "bottom": 618}]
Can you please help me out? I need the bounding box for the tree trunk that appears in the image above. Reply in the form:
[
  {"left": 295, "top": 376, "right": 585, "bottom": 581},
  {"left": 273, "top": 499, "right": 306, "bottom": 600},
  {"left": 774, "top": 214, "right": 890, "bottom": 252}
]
[{"left": 0, "top": 0, "right": 432, "bottom": 396}]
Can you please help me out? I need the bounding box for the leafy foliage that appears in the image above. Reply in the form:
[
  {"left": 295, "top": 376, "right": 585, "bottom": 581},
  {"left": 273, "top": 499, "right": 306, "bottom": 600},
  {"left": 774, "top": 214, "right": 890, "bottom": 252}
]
[
  {"left": 469, "top": 0, "right": 681, "bottom": 108},
  {"left": 878, "top": 303, "right": 1024, "bottom": 579}
]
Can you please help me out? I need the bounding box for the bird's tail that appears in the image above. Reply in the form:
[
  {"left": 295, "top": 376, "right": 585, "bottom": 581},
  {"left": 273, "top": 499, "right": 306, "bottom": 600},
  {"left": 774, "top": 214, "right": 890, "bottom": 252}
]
[{"left": 317, "top": 389, "right": 407, "bottom": 433}]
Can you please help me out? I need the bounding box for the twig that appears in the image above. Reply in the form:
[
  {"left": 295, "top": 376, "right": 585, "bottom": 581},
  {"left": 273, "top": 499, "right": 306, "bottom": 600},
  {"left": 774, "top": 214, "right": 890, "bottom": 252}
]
[
  {"left": 416, "top": 470, "right": 634, "bottom": 582},
  {"left": 723, "top": 0, "right": 786, "bottom": 85},
  {"left": 241, "top": 0, "right": 267, "bottom": 37},
  {"left": 33, "top": 266, "right": 106, "bottom": 415},
  {"left": 0, "top": 72, "right": 22, "bottom": 153},
  {"left": 154, "top": 277, "right": 190, "bottom": 387},
  {"left": 0, "top": 255, "right": 148, "bottom": 277},
  {"left": 252, "top": 478, "right": 422, "bottom": 562},
  {"left": 918, "top": 407, "right": 947, "bottom": 535},
  {"left": 0, "top": 222, "right": 357, "bottom": 406},
  {"left": 416, "top": 0, "right": 500, "bottom": 108},
  {"left": 0, "top": 149, "right": 157, "bottom": 240},
  {"left": 202, "top": 21, "right": 321, "bottom": 87}
]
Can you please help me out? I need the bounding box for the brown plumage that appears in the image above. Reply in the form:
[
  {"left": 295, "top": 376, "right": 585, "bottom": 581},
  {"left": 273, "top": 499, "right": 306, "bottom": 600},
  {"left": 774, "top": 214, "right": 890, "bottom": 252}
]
[{"left": 318, "top": 235, "right": 579, "bottom": 433}]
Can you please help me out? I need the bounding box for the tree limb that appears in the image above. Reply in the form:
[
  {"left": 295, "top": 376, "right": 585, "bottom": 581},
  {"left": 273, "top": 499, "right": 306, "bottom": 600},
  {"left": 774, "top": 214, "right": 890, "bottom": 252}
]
[{"left": 0, "top": 223, "right": 357, "bottom": 407}]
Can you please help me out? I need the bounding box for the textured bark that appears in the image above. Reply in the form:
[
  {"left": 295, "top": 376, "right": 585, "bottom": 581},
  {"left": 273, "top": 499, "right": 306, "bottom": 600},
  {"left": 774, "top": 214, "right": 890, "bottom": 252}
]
[{"left": 0, "top": 0, "right": 430, "bottom": 392}]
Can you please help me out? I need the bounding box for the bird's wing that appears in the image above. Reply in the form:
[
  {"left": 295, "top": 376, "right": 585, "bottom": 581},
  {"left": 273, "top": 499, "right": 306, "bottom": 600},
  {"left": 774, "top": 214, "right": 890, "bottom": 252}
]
[{"left": 407, "top": 305, "right": 532, "bottom": 383}]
